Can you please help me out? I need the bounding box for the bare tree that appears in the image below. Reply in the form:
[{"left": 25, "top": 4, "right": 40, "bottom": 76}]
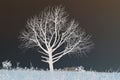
[{"left": 19, "top": 6, "right": 93, "bottom": 71}]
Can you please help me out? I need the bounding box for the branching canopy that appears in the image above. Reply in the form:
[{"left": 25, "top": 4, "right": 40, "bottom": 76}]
[{"left": 19, "top": 6, "right": 93, "bottom": 64}]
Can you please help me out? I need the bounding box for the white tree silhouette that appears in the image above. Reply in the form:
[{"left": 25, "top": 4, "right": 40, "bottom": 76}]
[{"left": 19, "top": 6, "right": 93, "bottom": 71}]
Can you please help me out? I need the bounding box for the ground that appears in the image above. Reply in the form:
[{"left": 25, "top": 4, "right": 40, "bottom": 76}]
[{"left": 0, "top": 69, "right": 120, "bottom": 80}]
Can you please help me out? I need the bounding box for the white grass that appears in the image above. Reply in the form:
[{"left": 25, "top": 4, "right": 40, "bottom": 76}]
[{"left": 0, "top": 69, "right": 120, "bottom": 80}]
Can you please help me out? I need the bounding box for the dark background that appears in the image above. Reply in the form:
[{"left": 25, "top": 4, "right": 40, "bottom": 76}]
[{"left": 0, "top": 0, "right": 120, "bottom": 71}]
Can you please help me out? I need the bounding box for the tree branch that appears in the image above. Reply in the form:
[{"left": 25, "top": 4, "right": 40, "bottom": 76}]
[
  {"left": 38, "top": 50, "right": 48, "bottom": 56},
  {"left": 51, "top": 17, "right": 58, "bottom": 48},
  {"left": 44, "top": 18, "right": 49, "bottom": 49},
  {"left": 48, "top": 32, "right": 55, "bottom": 47},
  {"left": 53, "top": 50, "right": 64, "bottom": 57},
  {"left": 52, "top": 31, "right": 74, "bottom": 52},
  {"left": 41, "top": 56, "right": 49, "bottom": 60},
  {"left": 41, "top": 60, "right": 48, "bottom": 63},
  {"left": 32, "top": 27, "right": 48, "bottom": 53}
]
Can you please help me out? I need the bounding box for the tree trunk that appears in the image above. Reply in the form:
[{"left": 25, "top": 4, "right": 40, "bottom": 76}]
[
  {"left": 48, "top": 61, "right": 54, "bottom": 71},
  {"left": 48, "top": 48, "right": 54, "bottom": 71}
]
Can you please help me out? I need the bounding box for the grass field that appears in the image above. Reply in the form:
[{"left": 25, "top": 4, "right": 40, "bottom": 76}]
[{"left": 0, "top": 69, "right": 120, "bottom": 80}]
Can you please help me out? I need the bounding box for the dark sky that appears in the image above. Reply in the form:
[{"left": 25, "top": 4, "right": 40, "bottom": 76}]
[{"left": 0, "top": 0, "right": 120, "bottom": 71}]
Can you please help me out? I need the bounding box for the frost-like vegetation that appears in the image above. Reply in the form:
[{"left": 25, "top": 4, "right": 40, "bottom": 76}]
[
  {"left": 1, "top": 61, "right": 120, "bottom": 80},
  {"left": 0, "top": 69, "right": 120, "bottom": 80}
]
